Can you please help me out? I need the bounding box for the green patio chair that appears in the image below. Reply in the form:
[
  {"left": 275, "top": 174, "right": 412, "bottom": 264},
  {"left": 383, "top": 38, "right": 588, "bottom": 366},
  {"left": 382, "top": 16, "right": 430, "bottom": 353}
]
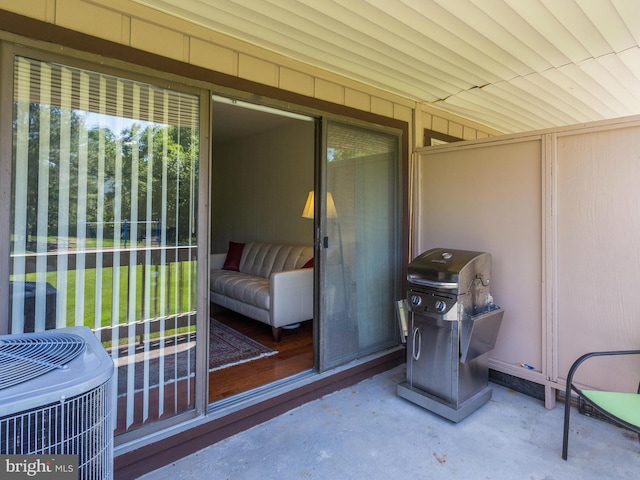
[{"left": 562, "top": 349, "right": 640, "bottom": 460}]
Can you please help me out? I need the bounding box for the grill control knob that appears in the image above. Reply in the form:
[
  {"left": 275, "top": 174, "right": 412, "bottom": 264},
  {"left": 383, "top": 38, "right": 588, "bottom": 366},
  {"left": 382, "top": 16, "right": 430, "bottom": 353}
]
[
  {"left": 410, "top": 295, "right": 422, "bottom": 307},
  {"left": 435, "top": 300, "right": 447, "bottom": 312}
]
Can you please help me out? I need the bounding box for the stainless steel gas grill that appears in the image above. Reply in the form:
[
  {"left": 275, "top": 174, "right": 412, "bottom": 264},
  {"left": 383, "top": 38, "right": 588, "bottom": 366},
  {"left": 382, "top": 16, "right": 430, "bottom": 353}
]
[{"left": 397, "top": 248, "right": 504, "bottom": 422}]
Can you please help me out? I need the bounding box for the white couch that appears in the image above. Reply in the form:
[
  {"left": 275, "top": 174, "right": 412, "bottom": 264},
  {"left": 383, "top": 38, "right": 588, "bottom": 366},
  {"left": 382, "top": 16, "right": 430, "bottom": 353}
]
[{"left": 210, "top": 242, "right": 314, "bottom": 341}]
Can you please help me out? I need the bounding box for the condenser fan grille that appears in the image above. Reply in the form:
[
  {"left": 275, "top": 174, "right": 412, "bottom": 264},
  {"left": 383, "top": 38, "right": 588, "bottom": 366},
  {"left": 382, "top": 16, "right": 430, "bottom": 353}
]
[{"left": 0, "top": 333, "right": 86, "bottom": 390}]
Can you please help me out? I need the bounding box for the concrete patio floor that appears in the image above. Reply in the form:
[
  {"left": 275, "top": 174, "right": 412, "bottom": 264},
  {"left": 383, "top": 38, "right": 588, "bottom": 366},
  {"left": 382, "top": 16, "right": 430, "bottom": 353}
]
[{"left": 140, "top": 365, "right": 640, "bottom": 479}]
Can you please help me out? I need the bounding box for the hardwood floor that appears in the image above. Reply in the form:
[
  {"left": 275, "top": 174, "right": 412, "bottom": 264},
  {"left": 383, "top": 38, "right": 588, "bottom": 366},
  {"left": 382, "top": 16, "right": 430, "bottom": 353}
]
[
  {"left": 113, "top": 308, "right": 313, "bottom": 434},
  {"left": 208, "top": 307, "right": 314, "bottom": 403}
]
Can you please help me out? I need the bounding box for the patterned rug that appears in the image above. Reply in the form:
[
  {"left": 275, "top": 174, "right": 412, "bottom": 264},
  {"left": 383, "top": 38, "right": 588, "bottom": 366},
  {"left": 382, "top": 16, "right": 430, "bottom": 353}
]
[
  {"left": 209, "top": 319, "right": 276, "bottom": 371},
  {"left": 115, "top": 319, "right": 276, "bottom": 395}
]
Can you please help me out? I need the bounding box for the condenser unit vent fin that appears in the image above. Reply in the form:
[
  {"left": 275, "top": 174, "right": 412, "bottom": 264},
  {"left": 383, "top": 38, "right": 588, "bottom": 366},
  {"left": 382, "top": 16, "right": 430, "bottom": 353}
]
[{"left": 0, "top": 333, "right": 86, "bottom": 390}]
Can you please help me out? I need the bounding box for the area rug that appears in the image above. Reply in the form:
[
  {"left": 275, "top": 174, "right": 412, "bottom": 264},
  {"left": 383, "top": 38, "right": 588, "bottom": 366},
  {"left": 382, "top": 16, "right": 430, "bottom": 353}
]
[
  {"left": 208, "top": 319, "right": 277, "bottom": 371},
  {"left": 114, "top": 319, "right": 277, "bottom": 395}
]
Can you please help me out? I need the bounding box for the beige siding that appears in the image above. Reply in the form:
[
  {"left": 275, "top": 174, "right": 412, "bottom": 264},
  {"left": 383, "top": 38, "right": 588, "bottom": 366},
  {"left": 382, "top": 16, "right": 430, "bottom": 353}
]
[
  {"left": 238, "top": 54, "right": 279, "bottom": 87},
  {"left": 462, "top": 126, "right": 477, "bottom": 140},
  {"left": 394, "top": 104, "right": 412, "bottom": 125},
  {"left": 431, "top": 115, "right": 449, "bottom": 135},
  {"left": 55, "top": 0, "right": 125, "bottom": 44},
  {"left": 448, "top": 121, "right": 463, "bottom": 139},
  {"left": 130, "top": 18, "right": 185, "bottom": 61},
  {"left": 418, "top": 108, "right": 499, "bottom": 144},
  {"left": 190, "top": 38, "right": 237, "bottom": 76},
  {"left": 280, "top": 67, "right": 314, "bottom": 97},
  {"left": 345, "top": 88, "right": 371, "bottom": 112},
  {"left": 0, "top": 0, "right": 50, "bottom": 22},
  {"left": 314, "top": 78, "right": 344, "bottom": 105},
  {"left": 371, "top": 96, "right": 394, "bottom": 118}
]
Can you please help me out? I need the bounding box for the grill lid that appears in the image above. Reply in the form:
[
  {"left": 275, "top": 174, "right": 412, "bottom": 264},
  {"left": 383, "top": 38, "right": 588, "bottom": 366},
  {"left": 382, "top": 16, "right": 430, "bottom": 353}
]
[
  {"left": 0, "top": 332, "right": 86, "bottom": 390},
  {"left": 408, "top": 248, "right": 491, "bottom": 292}
]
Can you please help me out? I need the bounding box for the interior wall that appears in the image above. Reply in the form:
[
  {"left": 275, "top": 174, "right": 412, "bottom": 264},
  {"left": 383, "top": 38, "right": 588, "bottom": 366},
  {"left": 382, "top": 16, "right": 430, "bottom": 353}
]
[
  {"left": 415, "top": 116, "right": 640, "bottom": 403},
  {"left": 210, "top": 120, "right": 315, "bottom": 253}
]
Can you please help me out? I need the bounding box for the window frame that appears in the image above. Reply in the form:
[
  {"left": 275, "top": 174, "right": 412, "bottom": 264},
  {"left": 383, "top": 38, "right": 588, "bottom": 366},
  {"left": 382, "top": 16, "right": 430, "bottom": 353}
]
[{"left": 0, "top": 41, "right": 212, "bottom": 444}]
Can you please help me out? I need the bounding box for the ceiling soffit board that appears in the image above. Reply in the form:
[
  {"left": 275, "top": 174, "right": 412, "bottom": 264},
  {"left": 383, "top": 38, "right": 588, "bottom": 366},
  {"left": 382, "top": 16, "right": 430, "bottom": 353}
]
[
  {"left": 506, "top": 75, "right": 596, "bottom": 124},
  {"left": 134, "top": 0, "right": 640, "bottom": 135}
]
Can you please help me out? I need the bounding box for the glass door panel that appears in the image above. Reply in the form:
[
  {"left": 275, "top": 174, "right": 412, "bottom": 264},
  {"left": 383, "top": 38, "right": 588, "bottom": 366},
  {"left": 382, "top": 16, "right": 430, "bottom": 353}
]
[
  {"left": 319, "top": 120, "right": 401, "bottom": 371},
  {"left": 9, "top": 56, "right": 200, "bottom": 434}
]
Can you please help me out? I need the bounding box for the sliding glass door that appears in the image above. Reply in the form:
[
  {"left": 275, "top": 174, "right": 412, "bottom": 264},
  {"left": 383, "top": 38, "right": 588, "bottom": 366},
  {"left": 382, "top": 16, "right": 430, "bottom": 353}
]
[
  {"left": 7, "top": 54, "right": 206, "bottom": 435},
  {"left": 318, "top": 120, "right": 402, "bottom": 370}
]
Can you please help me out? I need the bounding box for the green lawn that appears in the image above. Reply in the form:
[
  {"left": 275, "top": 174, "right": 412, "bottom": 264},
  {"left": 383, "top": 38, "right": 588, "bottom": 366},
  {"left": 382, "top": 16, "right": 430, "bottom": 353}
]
[{"left": 22, "top": 260, "right": 197, "bottom": 330}]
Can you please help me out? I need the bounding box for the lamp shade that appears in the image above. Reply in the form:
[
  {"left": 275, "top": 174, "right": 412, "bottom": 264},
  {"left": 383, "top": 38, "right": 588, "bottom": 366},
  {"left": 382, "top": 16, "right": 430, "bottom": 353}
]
[
  {"left": 301, "top": 191, "right": 338, "bottom": 219},
  {"left": 301, "top": 191, "right": 315, "bottom": 219}
]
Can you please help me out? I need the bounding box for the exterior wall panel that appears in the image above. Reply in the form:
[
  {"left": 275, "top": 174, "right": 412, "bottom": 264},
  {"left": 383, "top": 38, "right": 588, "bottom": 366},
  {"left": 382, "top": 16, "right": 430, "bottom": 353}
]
[
  {"left": 314, "top": 78, "right": 343, "bottom": 104},
  {"left": 280, "top": 67, "right": 314, "bottom": 97},
  {"left": 189, "top": 38, "right": 237, "bottom": 75},
  {"left": 238, "top": 53, "right": 279, "bottom": 87},
  {"left": 344, "top": 88, "right": 371, "bottom": 112},
  {"left": 130, "top": 18, "right": 185, "bottom": 61},
  {"left": 56, "top": 0, "right": 125, "bottom": 44}
]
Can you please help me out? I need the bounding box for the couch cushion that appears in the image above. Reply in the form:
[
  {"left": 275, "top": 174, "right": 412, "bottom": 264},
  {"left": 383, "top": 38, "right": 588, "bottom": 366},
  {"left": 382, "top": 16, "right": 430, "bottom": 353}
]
[
  {"left": 239, "top": 242, "right": 313, "bottom": 278},
  {"left": 223, "top": 241, "right": 245, "bottom": 271},
  {"left": 210, "top": 269, "right": 270, "bottom": 310}
]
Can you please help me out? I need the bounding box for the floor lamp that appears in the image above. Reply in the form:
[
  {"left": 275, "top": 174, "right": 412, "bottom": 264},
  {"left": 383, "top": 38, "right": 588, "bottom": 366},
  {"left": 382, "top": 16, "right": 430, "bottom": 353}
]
[{"left": 301, "top": 191, "right": 347, "bottom": 308}]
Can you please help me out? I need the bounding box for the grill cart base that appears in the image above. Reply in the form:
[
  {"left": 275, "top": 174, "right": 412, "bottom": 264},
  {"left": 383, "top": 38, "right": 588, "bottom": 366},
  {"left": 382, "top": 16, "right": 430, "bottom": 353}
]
[{"left": 397, "top": 381, "right": 492, "bottom": 423}]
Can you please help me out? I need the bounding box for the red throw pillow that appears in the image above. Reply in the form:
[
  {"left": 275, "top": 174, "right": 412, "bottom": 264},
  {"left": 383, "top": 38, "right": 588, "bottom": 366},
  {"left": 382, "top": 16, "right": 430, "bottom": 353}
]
[
  {"left": 223, "top": 241, "right": 245, "bottom": 271},
  {"left": 301, "top": 258, "right": 314, "bottom": 269}
]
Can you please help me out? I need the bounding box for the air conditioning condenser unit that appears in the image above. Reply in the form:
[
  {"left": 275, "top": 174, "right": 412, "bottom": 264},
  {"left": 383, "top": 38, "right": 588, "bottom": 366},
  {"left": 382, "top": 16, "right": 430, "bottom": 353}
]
[{"left": 0, "top": 326, "right": 114, "bottom": 480}]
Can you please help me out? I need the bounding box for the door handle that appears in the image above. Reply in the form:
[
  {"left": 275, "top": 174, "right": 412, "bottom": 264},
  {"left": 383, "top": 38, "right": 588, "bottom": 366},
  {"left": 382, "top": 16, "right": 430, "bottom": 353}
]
[{"left": 412, "top": 327, "right": 421, "bottom": 361}]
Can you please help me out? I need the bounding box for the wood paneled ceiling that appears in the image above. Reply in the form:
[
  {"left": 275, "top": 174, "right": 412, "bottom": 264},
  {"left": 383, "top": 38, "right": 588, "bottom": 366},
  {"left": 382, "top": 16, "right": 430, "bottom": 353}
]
[{"left": 136, "top": 0, "right": 640, "bottom": 134}]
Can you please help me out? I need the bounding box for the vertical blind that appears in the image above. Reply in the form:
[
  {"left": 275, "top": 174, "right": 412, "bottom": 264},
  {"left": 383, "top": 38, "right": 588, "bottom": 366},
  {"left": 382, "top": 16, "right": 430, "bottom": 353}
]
[{"left": 10, "top": 56, "right": 200, "bottom": 433}]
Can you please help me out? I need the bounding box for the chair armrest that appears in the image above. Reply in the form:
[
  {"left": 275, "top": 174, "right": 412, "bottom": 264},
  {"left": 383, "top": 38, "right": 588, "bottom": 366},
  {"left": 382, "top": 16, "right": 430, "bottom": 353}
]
[
  {"left": 562, "top": 348, "right": 640, "bottom": 460},
  {"left": 270, "top": 268, "right": 314, "bottom": 327},
  {"left": 210, "top": 253, "right": 226, "bottom": 270}
]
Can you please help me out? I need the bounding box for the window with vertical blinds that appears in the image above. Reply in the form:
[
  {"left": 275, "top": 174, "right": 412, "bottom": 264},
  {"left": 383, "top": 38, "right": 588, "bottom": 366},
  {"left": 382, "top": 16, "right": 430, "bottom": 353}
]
[{"left": 10, "top": 56, "right": 200, "bottom": 433}]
